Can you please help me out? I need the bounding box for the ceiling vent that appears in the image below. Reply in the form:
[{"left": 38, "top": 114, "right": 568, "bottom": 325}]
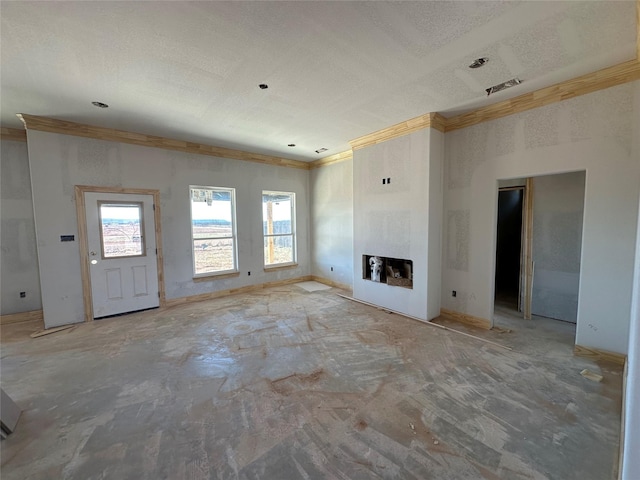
[
  {"left": 485, "top": 78, "right": 521, "bottom": 96},
  {"left": 315, "top": 148, "right": 328, "bottom": 154}
]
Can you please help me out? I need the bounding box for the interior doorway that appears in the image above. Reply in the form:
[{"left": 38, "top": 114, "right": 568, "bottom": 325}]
[
  {"left": 493, "top": 172, "right": 585, "bottom": 334},
  {"left": 494, "top": 187, "right": 524, "bottom": 311}
]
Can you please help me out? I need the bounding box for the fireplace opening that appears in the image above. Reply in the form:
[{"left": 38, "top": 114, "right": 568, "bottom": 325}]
[{"left": 362, "top": 255, "right": 413, "bottom": 289}]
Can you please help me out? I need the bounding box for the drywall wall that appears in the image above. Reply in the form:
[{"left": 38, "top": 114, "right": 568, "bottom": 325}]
[
  {"left": 0, "top": 139, "right": 42, "bottom": 315},
  {"left": 353, "top": 127, "right": 443, "bottom": 320},
  {"left": 310, "top": 159, "right": 353, "bottom": 287},
  {"left": 26, "top": 130, "right": 310, "bottom": 328},
  {"left": 442, "top": 80, "right": 640, "bottom": 354},
  {"left": 531, "top": 171, "right": 585, "bottom": 323},
  {"left": 621, "top": 175, "right": 640, "bottom": 480},
  {"left": 498, "top": 178, "right": 526, "bottom": 189}
]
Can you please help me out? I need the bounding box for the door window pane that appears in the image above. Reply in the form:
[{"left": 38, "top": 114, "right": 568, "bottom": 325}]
[{"left": 99, "top": 202, "right": 145, "bottom": 258}]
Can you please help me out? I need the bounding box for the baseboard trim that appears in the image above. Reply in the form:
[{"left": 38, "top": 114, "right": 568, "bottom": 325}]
[
  {"left": 310, "top": 275, "right": 352, "bottom": 291},
  {"left": 164, "top": 275, "right": 313, "bottom": 308},
  {"left": 573, "top": 344, "right": 626, "bottom": 366},
  {"left": 439, "top": 308, "right": 492, "bottom": 330},
  {"left": 0, "top": 309, "right": 44, "bottom": 325},
  {"left": 618, "top": 358, "right": 628, "bottom": 480}
]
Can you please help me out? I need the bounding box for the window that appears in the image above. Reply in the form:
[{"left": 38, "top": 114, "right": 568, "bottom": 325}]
[
  {"left": 190, "top": 186, "right": 237, "bottom": 276},
  {"left": 98, "top": 201, "right": 145, "bottom": 258},
  {"left": 262, "top": 191, "right": 296, "bottom": 267}
]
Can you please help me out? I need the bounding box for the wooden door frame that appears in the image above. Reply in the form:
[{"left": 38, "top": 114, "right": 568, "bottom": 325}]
[
  {"left": 523, "top": 178, "right": 534, "bottom": 319},
  {"left": 75, "top": 185, "right": 166, "bottom": 322}
]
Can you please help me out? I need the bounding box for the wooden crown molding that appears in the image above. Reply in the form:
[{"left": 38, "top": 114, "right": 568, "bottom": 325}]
[
  {"left": 17, "top": 114, "right": 310, "bottom": 170},
  {"left": 313, "top": 52, "right": 639, "bottom": 167},
  {"left": 444, "top": 60, "right": 640, "bottom": 132},
  {"left": 8, "top": 0, "right": 640, "bottom": 169},
  {"left": 309, "top": 150, "right": 353, "bottom": 169},
  {"left": 1, "top": 127, "right": 27, "bottom": 142},
  {"left": 349, "top": 112, "right": 446, "bottom": 151},
  {"left": 430, "top": 113, "right": 447, "bottom": 133}
]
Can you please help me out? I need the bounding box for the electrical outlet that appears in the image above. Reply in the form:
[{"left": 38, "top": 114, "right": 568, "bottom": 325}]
[
  {"left": 331, "top": 267, "right": 333, "bottom": 272},
  {"left": 248, "top": 271, "right": 251, "bottom": 276},
  {"left": 452, "top": 290, "right": 456, "bottom": 297},
  {"left": 20, "top": 291, "right": 26, "bottom": 298}
]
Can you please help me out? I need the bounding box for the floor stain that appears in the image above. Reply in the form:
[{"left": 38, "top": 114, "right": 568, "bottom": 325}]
[{"left": 354, "top": 419, "right": 368, "bottom": 431}]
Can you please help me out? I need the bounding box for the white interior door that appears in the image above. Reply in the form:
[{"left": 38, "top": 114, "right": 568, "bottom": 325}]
[{"left": 85, "top": 192, "right": 159, "bottom": 318}]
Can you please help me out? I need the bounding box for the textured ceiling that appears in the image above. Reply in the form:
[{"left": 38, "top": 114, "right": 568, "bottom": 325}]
[{"left": 1, "top": 1, "right": 636, "bottom": 161}]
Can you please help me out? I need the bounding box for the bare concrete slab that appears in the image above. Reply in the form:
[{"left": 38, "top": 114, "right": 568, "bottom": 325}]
[{"left": 0, "top": 285, "right": 622, "bottom": 479}]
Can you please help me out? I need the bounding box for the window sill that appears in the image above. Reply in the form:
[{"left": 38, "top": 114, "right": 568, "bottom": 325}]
[
  {"left": 193, "top": 271, "right": 240, "bottom": 282},
  {"left": 264, "top": 263, "right": 298, "bottom": 272}
]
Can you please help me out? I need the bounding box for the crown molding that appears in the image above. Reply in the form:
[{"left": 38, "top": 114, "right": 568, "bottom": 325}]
[
  {"left": 343, "top": 58, "right": 640, "bottom": 159},
  {"left": 17, "top": 114, "right": 310, "bottom": 170},
  {"left": 349, "top": 112, "right": 445, "bottom": 151},
  {"left": 1, "top": 127, "right": 27, "bottom": 142},
  {"left": 309, "top": 150, "right": 353, "bottom": 169},
  {"left": 431, "top": 113, "right": 447, "bottom": 133},
  {"left": 444, "top": 59, "right": 640, "bottom": 132}
]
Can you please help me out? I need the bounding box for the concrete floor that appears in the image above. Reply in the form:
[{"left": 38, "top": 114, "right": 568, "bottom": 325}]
[{"left": 1, "top": 283, "right": 622, "bottom": 479}]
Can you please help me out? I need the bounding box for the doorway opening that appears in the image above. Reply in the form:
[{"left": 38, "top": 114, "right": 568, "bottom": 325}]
[
  {"left": 494, "top": 186, "right": 524, "bottom": 311},
  {"left": 493, "top": 172, "right": 586, "bottom": 342}
]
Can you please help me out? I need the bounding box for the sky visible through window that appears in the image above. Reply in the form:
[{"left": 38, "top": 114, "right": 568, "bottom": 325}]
[
  {"left": 262, "top": 199, "right": 291, "bottom": 222},
  {"left": 101, "top": 205, "right": 140, "bottom": 220},
  {"left": 191, "top": 200, "right": 232, "bottom": 221}
]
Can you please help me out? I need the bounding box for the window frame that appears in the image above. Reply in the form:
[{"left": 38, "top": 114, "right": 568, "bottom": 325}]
[
  {"left": 189, "top": 185, "right": 238, "bottom": 278},
  {"left": 262, "top": 190, "right": 297, "bottom": 268}
]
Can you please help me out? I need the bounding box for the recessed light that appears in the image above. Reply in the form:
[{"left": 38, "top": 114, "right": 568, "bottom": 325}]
[
  {"left": 288, "top": 143, "right": 296, "bottom": 147},
  {"left": 91, "top": 101, "right": 109, "bottom": 108},
  {"left": 486, "top": 77, "right": 522, "bottom": 96},
  {"left": 469, "top": 57, "right": 489, "bottom": 69},
  {"left": 315, "top": 148, "right": 328, "bottom": 154},
  {"left": 259, "top": 84, "right": 269, "bottom": 90}
]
